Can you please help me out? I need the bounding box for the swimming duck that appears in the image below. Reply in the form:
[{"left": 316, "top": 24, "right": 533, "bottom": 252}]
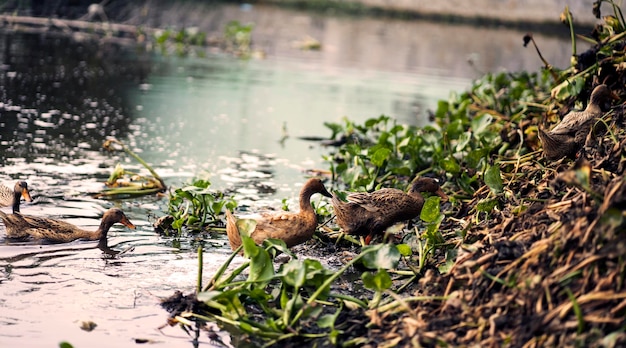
[
  {"left": 0, "top": 207, "right": 135, "bottom": 244},
  {"left": 226, "top": 178, "right": 332, "bottom": 251},
  {"left": 0, "top": 181, "right": 32, "bottom": 211},
  {"left": 332, "top": 177, "right": 447, "bottom": 244},
  {"left": 539, "top": 84, "right": 619, "bottom": 160}
]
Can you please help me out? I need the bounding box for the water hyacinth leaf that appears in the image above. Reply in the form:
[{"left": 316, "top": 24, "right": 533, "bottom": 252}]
[
  {"left": 467, "top": 148, "right": 490, "bottom": 169},
  {"left": 362, "top": 269, "right": 392, "bottom": 292},
  {"left": 420, "top": 196, "right": 442, "bottom": 223},
  {"left": 471, "top": 113, "right": 493, "bottom": 137},
  {"left": 484, "top": 164, "right": 504, "bottom": 193},
  {"left": 437, "top": 248, "right": 457, "bottom": 274},
  {"left": 361, "top": 244, "right": 400, "bottom": 270},
  {"left": 242, "top": 236, "right": 274, "bottom": 283},
  {"left": 551, "top": 75, "right": 585, "bottom": 101},
  {"left": 456, "top": 131, "right": 472, "bottom": 152},
  {"left": 370, "top": 147, "right": 392, "bottom": 167},
  {"left": 439, "top": 156, "right": 461, "bottom": 174},
  {"left": 280, "top": 259, "right": 307, "bottom": 288},
  {"left": 434, "top": 100, "right": 450, "bottom": 120},
  {"left": 396, "top": 243, "right": 412, "bottom": 257},
  {"left": 236, "top": 218, "right": 257, "bottom": 238},
  {"left": 317, "top": 314, "right": 335, "bottom": 329}
]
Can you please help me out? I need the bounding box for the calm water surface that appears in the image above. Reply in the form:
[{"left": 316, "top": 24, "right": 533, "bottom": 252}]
[{"left": 0, "top": 2, "right": 579, "bottom": 347}]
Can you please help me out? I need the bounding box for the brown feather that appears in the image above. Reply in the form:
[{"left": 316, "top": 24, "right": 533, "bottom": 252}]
[{"left": 225, "top": 178, "right": 331, "bottom": 251}]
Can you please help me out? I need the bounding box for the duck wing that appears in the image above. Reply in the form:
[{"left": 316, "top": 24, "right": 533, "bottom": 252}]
[
  {"left": 254, "top": 211, "right": 317, "bottom": 246},
  {"left": 11, "top": 214, "right": 87, "bottom": 242},
  {"left": 549, "top": 110, "right": 595, "bottom": 135}
]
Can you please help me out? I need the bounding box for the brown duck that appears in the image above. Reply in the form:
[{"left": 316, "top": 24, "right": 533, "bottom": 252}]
[
  {"left": 538, "top": 84, "right": 619, "bottom": 160},
  {"left": 332, "top": 177, "right": 447, "bottom": 244},
  {"left": 0, "top": 207, "right": 135, "bottom": 244},
  {"left": 0, "top": 181, "right": 32, "bottom": 211},
  {"left": 226, "top": 178, "right": 332, "bottom": 251}
]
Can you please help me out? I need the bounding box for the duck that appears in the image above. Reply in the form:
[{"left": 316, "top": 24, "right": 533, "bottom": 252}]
[
  {"left": 331, "top": 177, "right": 447, "bottom": 244},
  {"left": 539, "top": 84, "right": 619, "bottom": 160},
  {"left": 0, "top": 181, "right": 32, "bottom": 211},
  {"left": 226, "top": 178, "right": 332, "bottom": 251},
  {"left": 0, "top": 207, "right": 135, "bottom": 245}
]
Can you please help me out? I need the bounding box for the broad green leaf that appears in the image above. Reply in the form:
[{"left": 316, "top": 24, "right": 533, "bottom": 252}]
[
  {"left": 362, "top": 269, "right": 392, "bottom": 292},
  {"left": 280, "top": 260, "right": 307, "bottom": 289},
  {"left": 439, "top": 157, "right": 461, "bottom": 174},
  {"left": 396, "top": 243, "right": 412, "bottom": 256},
  {"left": 236, "top": 218, "right": 257, "bottom": 238},
  {"left": 243, "top": 236, "right": 274, "bottom": 283},
  {"left": 361, "top": 244, "right": 400, "bottom": 270},
  {"left": 370, "top": 147, "right": 392, "bottom": 167},
  {"left": 471, "top": 113, "right": 493, "bottom": 137},
  {"left": 317, "top": 314, "right": 336, "bottom": 329},
  {"left": 420, "top": 196, "right": 442, "bottom": 223},
  {"left": 437, "top": 248, "right": 457, "bottom": 274},
  {"left": 484, "top": 164, "right": 503, "bottom": 193}
]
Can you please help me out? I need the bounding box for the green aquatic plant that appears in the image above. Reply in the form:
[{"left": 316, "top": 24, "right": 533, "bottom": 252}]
[
  {"left": 166, "top": 179, "right": 237, "bottom": 234},
  {"left": 153, "top": 27, "right": 208, "bottom": 57},
  {"left": 167, "top": 227, "right": 410, "bottom": 346},
  {"left": 223, "top": 20, "right": 254, "bottom": 57}
]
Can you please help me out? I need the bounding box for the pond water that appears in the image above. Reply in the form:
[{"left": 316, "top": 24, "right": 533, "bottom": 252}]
[{"left": 0, "top": 2, "right": 582, "bottom": 347}]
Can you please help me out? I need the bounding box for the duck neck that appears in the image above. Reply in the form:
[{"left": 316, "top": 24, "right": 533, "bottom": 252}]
[
  {"left": 585, "top": 101, "right": 602, "bottom": 115},
  {"left": 299, "top": 189, "right": 316, "bottom": 213},
  {"left": 94, "top": 219, "right": 115, "bottom": 241},
  {"left": 12, "top": 193, "right": 21, "bottom": 213}
]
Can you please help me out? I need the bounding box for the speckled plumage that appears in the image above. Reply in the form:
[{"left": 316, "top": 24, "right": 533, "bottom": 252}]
[
  {"left": 332, "top": 178, "right": 447, "bottom": 243},
  {"left": 539, "top": 84, "right": 619, "bottom": 160},
  {"left": 226, "top": 178, "right": 332, "bottom": 251},
  {"left": 0, "top": 207, "right": 135, "bottom": 243}
]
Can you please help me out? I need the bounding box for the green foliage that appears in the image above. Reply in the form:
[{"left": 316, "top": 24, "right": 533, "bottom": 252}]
[
  {"left": 153, "top": 27, "right": 208, "bottom": 57},
  {"left": 324, "top": 70, "right": 552, "bottom": 195},
  {"left": 166, "top": 179, "right": 237, "bottom": 234},
  {"left": 223, "top": 21, "right": 254, "bottom": 57},
  {"left": 189, "top": 242, "right": 397, "bottom": 345}
]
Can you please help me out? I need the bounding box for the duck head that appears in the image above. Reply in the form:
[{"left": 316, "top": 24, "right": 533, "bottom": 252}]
[
  {"left": 589, "top": 84, "right": 619, "bottom": 107},
  {"left": 101, "top": 208, "right": 136, "bottom": 230},
  {"left": 302, "top": 178, "right": 332, "bottom": 198},
  {"left": 409, "top": 177, "right": 448, "bottom": 200},
  {"left": 97, "top": 208, "right": 136, "bottom": 250},
  {"left": 12, "top": 181, "right": 32, "bottom": 213}
]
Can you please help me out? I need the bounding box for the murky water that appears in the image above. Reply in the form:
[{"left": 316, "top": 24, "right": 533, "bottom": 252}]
[{"left": 0, "top": 2, "right": 579, "bottom": 347}]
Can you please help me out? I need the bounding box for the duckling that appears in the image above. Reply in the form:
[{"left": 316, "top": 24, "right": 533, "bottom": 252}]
[
  {"left": 332, "top": 177, "right": 447, "bottom": 244},
  {"left": 539, "top": 84, "right": 619, "bottom": 160},
  {"left": 0, "top": 181, "right": 32, "bottom": 211},
  {"left": 0, "top": 208, "right": 135, "bottom": 244},
  {"left": 226, "top": 178, "right": 332, "bottom": 251}
]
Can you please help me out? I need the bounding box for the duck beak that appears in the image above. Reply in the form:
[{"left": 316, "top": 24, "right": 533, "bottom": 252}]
[
  {"left": 435, "top": 187, "right": 448, "bottom": 201},
  {"left": 21, "top": 189, "right": 32, "bottom": 202},
  {"left": 120, "top": 215, "right": 136, "bottom": 229},
  {"left": 610, "top": 91, "right": 620, "bottom": 101},
  {"left": 321, "top": 187, "right": 332, "bottom": 198}
]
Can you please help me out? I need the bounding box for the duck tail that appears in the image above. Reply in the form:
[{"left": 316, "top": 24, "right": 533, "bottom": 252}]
[{"left": 225, "top": 209, "right": 242, "bottom": 251}]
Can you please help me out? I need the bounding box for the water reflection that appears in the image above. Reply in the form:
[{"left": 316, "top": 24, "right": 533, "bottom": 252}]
[{"left": 0, "top": 31, "right": 145, "bottom": 162}]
